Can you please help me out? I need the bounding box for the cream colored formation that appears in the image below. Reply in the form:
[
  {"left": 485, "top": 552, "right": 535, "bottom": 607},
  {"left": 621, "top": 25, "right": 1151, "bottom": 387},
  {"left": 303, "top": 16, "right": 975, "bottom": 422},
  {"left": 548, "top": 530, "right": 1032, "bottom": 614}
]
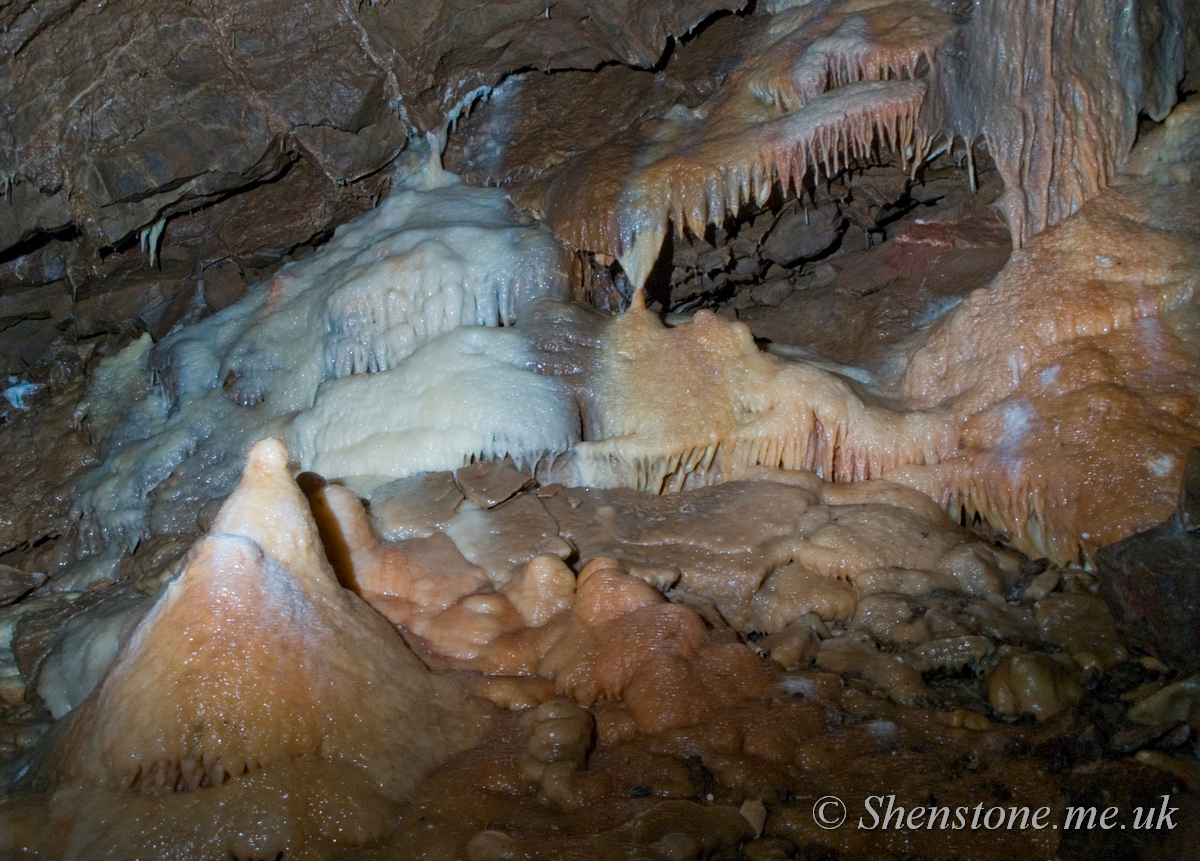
[
  {"left": 72, "top": 158, "right": 569, "bottom": 558},
  {"left": 561, "top": 105, "right": 1200, "bottom": 563},
  {"left": 66, "top": 0, "right": 1200, "bottom": 570}
]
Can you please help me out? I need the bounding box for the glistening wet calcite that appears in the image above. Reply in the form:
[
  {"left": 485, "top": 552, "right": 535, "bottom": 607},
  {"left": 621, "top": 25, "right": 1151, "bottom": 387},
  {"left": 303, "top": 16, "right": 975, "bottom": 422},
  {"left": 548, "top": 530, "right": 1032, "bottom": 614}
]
[{"left": 3, "top": 441, "right": 493, "bottom": 859}]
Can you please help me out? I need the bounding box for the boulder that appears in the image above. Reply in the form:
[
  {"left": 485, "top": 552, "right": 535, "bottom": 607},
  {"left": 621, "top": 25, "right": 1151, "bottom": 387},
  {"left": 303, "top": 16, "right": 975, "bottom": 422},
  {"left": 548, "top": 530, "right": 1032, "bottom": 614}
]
[{"left": 1095, "top": 447, "right": 1200, "bottom": 672}]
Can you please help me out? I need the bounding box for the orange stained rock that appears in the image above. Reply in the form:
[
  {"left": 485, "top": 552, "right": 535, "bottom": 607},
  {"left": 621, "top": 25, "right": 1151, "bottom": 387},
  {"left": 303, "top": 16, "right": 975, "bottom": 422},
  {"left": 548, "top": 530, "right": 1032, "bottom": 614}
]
[
  {"left": 306, "top": 478, "right": 491, "bottom": 622},
  {"left": 571, "top": 102, "right": 1200, "bottom": 564},
  {"left": 302, "top": 500, "right": 770, "bottom": 732},
  {"left": 896, "top": 321, "right": 1200, "bottom": 561},
  {"left": 537, "top": 556, "right": 775, "bottom": 734},
  {"left": 571, "top": 285, "right": 1199, "bottom": 562},
  {"left": 502, "top": 553, "right": 578, "bottom": 627},
  {"left": 619, "top": 642, "right": 778, "bottom": 734},
  {"left": 315, "top": 496, "right": 717, "bottom": 708},
  {"left": 542, "top": 476, "right": 1017, "bottom": 633},
  {"left": 572, "top": 556, "right": 663, "bottom": 624},
  {"left": 306, "top": 479, "right": 558, "bottom": 674},
  {"left": 44, "top": 439, "right": 492, "bottom": 803},
  {"left": 538, "top": 558, "right": 712, "bottom": 708},
  {"left": 901, "top": 181, "right": 1200, "bottom": 412},
  {"left": 745, "top": 0, "right": 957, "bottom": 111}
]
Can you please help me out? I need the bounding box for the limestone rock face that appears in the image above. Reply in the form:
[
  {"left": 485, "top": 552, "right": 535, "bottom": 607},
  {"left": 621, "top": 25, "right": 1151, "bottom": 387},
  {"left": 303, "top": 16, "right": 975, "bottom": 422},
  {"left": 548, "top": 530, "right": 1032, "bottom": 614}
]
[{"left": 0, "top": 0, "right": 739, "bottom": 255}]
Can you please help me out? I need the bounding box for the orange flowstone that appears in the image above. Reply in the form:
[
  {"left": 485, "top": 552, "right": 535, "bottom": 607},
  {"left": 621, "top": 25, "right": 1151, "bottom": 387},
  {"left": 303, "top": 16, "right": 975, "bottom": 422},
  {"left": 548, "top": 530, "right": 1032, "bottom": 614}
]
[
  {"left": 310, "top": 484, "right": 778, "bottom": 732},
  {"left": 544, "top": 0, "right": 955, "bottom": 287}
]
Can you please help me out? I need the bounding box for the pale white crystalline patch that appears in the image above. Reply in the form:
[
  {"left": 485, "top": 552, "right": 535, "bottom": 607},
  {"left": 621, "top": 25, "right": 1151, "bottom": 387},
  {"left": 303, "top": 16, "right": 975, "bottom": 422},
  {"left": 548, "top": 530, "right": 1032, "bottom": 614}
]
[
  {"left": 73, "top": 158, "right": 567, "bottom": 549},
  {"left": 1147, "top": 454, "right": 1175, "bottom": 478},
  {"left": 73, "top": 333, "right": 155, "bottom": 452},
  {"left": 288, "top": 327, "right": 578, "bottom": 492},
  {"left": 318, "top": 170, "right": 568, "bottom": 379},
  {"left": 36, "top": 590, "right": 152, "bottom": 719}
]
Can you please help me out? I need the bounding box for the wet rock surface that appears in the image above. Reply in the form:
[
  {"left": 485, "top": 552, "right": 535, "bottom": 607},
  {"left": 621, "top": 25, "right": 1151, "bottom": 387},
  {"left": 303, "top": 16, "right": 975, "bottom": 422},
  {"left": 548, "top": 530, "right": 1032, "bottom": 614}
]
[
  {"left": 0, "top": 566, "right": 43, "bottom": 608},
  {"left": 0, "top": 350, "right": 97, "bottom": 563},
  {"left": 4, "top": 428, "right": 1195, "bottom": 859},
  {"left": 1, "top": 0, "right": 737, "bottom": 258},
  {"left": 1097, "top": 448, "right": 1200, "bottom": 674}
]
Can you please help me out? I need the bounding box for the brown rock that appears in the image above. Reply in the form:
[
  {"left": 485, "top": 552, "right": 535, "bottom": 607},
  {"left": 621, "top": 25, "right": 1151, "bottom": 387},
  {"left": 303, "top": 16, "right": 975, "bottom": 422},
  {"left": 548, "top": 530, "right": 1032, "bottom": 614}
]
[
  {"left": 70, "top": 261, "right": 197, "bottom": 339},
  {"left": 0, "top": 564, "right": 45, "bottom": 606},
  {"left": 454, "top": 460, "right": 534, "bottom": 509},
  {"left": 1096, "top": 447, "right": 1200, "bottom": 672},
  {"left": 1, "top": 0, "right": 739, "bottom": 256},
  {"left": 444, "top": 19, "right": 741, "bottom": 195},
  {"left": 759, "top": 203, "right": 839, "bottom": 267},
  {"left": 0, "top": 376, "right": 97, "bottom": 557},
  {"left": 632, "top": 800, "right": 753, "bottom": 850}
]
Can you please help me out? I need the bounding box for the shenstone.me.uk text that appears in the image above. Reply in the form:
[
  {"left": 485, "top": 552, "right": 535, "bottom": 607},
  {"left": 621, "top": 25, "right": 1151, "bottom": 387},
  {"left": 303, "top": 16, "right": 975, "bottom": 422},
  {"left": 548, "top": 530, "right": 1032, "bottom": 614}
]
[{"left": 856, "top": 795, "right": 1178, "bottom": 831}]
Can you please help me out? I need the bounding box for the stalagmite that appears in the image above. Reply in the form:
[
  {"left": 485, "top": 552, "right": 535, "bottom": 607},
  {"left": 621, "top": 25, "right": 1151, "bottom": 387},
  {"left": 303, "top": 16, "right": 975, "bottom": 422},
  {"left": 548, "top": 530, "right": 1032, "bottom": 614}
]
[
  {"left": 1, "top": 3, "right": 1198, "bottom": 858},
  {"left": 4, "top": 440, "right": 493, "bottom": 859}
]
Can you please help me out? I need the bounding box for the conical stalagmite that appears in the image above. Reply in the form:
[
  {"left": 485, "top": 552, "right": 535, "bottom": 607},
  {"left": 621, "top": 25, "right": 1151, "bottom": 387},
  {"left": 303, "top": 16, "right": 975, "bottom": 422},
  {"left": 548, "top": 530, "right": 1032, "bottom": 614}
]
[{"left": 15, "top": 439, "right": 493, "bottom": 859}]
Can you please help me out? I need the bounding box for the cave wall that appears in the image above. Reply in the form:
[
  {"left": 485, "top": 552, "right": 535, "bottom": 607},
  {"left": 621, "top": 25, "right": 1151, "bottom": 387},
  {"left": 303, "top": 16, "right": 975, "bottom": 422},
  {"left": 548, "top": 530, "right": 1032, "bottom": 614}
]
[
  {"left": 0, "top": 0, "right": 740, "bottom": 256},
  {"left": 2, "top": 0, "right": 1196, "bottom": 270}
]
